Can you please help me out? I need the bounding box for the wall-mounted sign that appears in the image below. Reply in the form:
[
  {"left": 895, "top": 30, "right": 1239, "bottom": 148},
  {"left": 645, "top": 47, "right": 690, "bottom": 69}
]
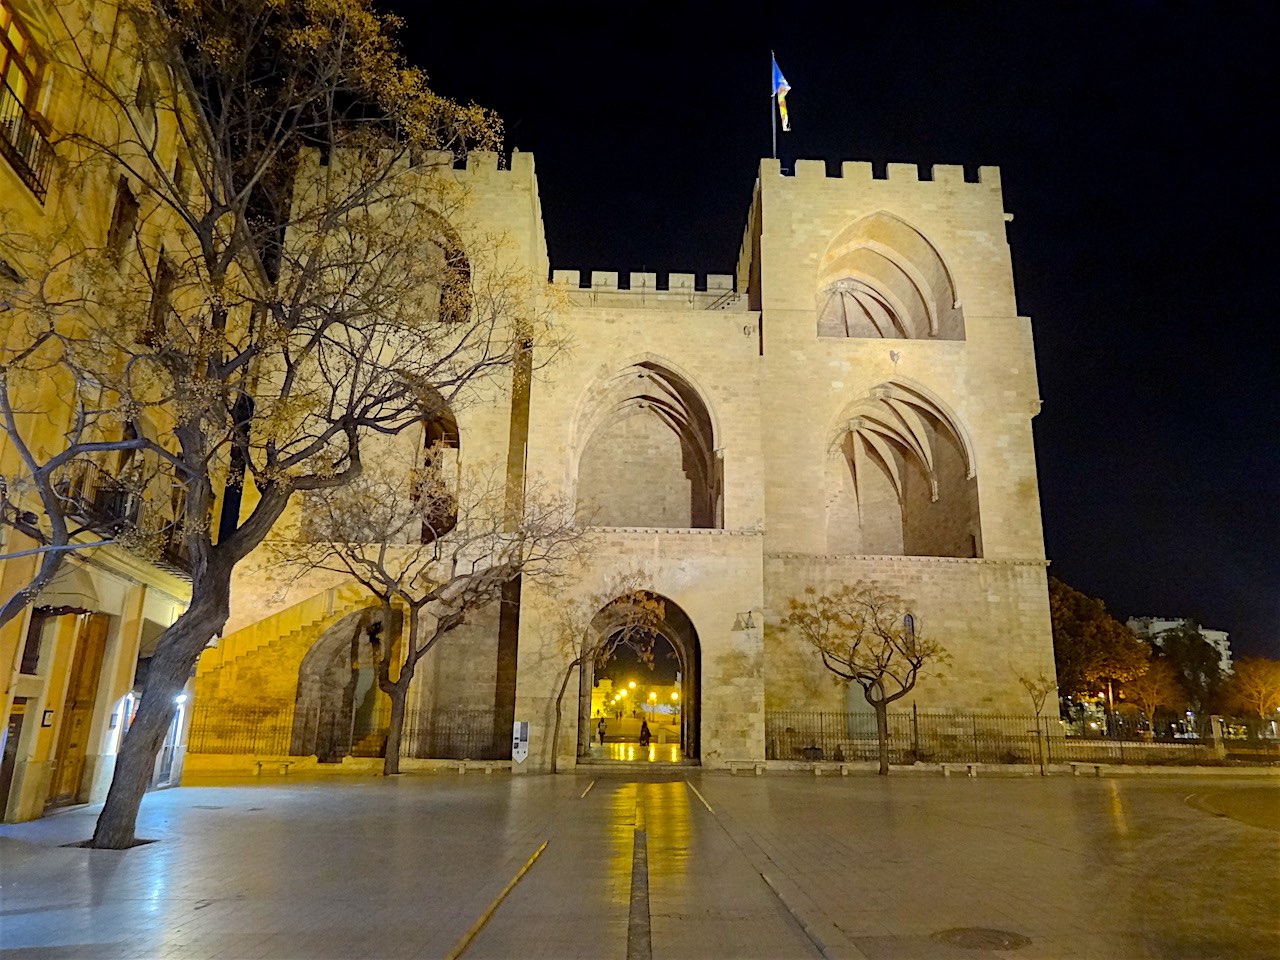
[
  {"left": 512, "top": 721, "right": 529, "bottom": 763},
  {"left": 41, "top": 710, "right": 54, "bottom": 727}
]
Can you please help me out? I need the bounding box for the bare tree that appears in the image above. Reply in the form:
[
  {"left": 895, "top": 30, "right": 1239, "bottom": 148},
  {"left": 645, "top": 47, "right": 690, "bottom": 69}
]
[
  {"left": 540, "top": 570, "right": 665, "bottom": 773},
  {"left": 1, "top": 1, "right": 555, "bottom": 847},
  {"left": 1013, "top": 667, "right": 1058, "bottom": 775},
  {"left": 784, "top": 583, "right": 947, "bottom": 775},
  {"left": 273, "top": 459, "right": 584, "bottom": 774}
]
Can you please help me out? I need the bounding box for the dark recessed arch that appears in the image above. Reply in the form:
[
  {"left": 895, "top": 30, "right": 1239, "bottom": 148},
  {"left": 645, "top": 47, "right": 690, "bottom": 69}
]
[{"left": 575, "top": 362, "right": 721, "bottom": 528}]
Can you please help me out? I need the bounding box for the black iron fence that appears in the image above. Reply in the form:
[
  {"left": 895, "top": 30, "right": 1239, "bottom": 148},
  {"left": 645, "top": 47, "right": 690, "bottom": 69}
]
[
  {"left": 402, "top": 707, "right": 498, "bottom": 760},
  {"left": 187, "top": 700, "right": 501, "bottom": 761},
  {"left": 1, "top": 79, "right": 54, "bottom": 202},
  {"left": 187, "top": 701, "right": 292, "bottom": 756},
  {"left": 765, "top": 708, "right": 1276, "bottom": 766}
]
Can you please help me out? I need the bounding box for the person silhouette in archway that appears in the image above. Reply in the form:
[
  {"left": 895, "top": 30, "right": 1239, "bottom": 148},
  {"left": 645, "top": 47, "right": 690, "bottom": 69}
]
[{"left": 639, "top": 720, "right": 651, "bottom": 749}]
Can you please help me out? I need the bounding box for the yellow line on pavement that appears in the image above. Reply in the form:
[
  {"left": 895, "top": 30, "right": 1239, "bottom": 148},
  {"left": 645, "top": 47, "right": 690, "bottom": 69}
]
[
  {"left": 443, "top": 840, "right": 549, "bottom": 960},
  {"left": 685, "top": 780, "right": 714, "bottom": 813},
  {"left": 580, "top": 779, "right": 597, "bottom": 799}
]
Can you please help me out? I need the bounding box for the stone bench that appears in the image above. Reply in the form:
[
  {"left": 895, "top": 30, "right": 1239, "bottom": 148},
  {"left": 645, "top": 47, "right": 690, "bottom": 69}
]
[
  {"left": 941, "top": 762, "right": 980, "bottom": 778},
  {"left": 812, "top": 763, "right": 855, "bottom": 776},
  {"left": 1070, "top": 762, "right": 1103, "bottom": 777},
  {"left": 252, "top": 759, "right": 295, "bottom": 776},
  {"left": 726, "top": 760, "right": 765, "bottom": 776},
  {"left": 450, "top": 760, "right": 499, "bottom": 775}
]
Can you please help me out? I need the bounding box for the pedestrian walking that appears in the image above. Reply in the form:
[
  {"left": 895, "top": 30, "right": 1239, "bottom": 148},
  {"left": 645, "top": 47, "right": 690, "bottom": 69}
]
[
  {"left": 639, "top": 720, "right": 651, "bottom": 748},
  {"left": 597, "top": 717, "right": 606, "bottom": 746}
]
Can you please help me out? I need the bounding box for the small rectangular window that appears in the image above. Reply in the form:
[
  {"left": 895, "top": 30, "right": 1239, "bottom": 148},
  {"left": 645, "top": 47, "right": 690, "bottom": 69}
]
[
  {"left": 144, "top": 253, "right": 177, "bottom": 344},
  {"left": 106, "top": 176, "right": 139, "bottom": 261},
  {"left": 18, "top": 609, "right": 48, "bottom": 675},
  {"left": 0, "top": 0, "right": 45, "bottom": 114},
  {"left": 134, "top": 63, "right": 155, "bottom": 115}
]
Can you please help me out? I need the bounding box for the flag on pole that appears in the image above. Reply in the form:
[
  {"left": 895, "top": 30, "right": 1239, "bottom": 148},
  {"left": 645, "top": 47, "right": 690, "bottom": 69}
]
[{"left": 772, "top": 54, "right": 791, "bottom": 132}]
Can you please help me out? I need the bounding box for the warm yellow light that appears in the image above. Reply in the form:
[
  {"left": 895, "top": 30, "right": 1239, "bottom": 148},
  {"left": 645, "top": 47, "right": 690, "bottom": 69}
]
[
  {"left": 671, "top": 692, "right": 679, "bottom": 701},
  {"left": 648, "top": 692, "right": 656, "bottom": 701},
  {"left": 628, "top": 681, "right": 636, "bottom": 689},
  {"left": 620, "top": 690, "right": 627, "bottom": 697}
]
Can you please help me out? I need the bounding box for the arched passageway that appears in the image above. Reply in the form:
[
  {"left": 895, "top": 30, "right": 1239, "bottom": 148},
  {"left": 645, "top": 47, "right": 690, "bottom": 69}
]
[
  {"left": 578, "top": 593, "right": 701, "bottom": 763},
  {"left": 290, "top": 607, "right": 398, "bottom": 761}
]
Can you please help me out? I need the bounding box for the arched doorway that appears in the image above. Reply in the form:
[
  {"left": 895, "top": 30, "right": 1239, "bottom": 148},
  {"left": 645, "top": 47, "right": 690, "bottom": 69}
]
[
  {"left": 290, "top": 607, "right": 398, "bottom": 761},
  {"left": 578, "top": 593, "right": 700, "bottom": 763}
]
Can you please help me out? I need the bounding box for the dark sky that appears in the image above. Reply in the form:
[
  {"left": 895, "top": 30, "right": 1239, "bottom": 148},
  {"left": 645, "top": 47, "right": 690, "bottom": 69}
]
[{"left": 385, "top": 1, "right": 1278, "bottom": 659}]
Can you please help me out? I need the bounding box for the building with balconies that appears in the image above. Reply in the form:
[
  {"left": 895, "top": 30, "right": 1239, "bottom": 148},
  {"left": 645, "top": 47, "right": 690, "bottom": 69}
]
[{"left": 0, "top": 0, "right": 195, "bottom": 822}]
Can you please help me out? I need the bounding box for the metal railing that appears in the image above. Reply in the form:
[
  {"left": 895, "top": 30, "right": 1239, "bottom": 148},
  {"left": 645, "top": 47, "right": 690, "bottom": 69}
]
[
  {"left": 55, "top": 458, "right": 140, "bottom": 531},
  {"left": 403, "top": 707, "right": 498, "bottom": 760},
  {"left": 1, "top": 79, "right": 54, "bottom": 202},
  {"left": 187, "top": 701, "right": 293, "bottom": 756},
  {"left": 765, "top": 707, "right": 1275, "bottom": 767},
  {"left": 187, "top": 700, "right": 503, "bottom": 761},
  {"left": 51, "top": 457, "right": 193, "bottom": 575}
]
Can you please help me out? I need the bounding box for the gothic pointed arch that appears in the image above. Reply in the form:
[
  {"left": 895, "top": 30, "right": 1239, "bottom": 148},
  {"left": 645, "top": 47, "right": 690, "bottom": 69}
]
[
  {"left": 825, "top": 381, "right": 981, "bottom": 557},
  {"left": 574, "top": 359, "right": 721, "bottom": 528},
  {"left": 817, "top": 212, "right": 964, "bottom": 340}
]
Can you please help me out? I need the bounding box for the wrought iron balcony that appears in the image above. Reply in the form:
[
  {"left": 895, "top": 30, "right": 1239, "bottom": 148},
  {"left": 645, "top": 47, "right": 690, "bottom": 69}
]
[
  {"left": 0, "top": 79, "right": 54, "bottom": 202},
  {"left": 53, "top": 458, "right": 193, "bottom": 577}
]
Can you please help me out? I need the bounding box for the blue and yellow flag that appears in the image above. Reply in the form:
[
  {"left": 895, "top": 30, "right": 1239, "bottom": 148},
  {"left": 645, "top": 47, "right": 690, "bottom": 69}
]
[{"left": 772, "top": 55, "right": 791, "bottom": 132}]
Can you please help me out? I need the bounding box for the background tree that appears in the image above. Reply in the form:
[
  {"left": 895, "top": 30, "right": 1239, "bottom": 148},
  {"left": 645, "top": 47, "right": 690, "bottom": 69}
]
[
  {"left": 0, "top": 0, "right": 551, "bottom": 849},
  {"left": 274, "top": 460, "right": 583, "bottom": 775},
  {"left": 784, "top": 582, "right": 947, "bottom": 775},
  {"left": 1150, "top": 620, "right": 1223, "bottom": 715},
  {"left": 1223, "top": 657, "right": 1280, "bottom": 733},
  {"left": 1120, "top": 658, "right": 1185, "bottom": 739},
  {"left": 1048, "top": 578, "right": 1149, "bottom": 717},
  {"left": 541, "top": 570, "right": 665, "bottom": 773}
]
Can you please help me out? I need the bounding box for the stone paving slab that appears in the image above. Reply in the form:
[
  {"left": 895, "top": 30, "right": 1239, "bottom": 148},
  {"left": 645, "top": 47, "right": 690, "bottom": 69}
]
[{"left": 0, "top": 771, "right": 1276, "bottom": 959}]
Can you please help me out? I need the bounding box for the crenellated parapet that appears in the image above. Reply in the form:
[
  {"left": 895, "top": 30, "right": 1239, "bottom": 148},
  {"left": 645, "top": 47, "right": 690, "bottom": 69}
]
[
  {"left": 767, "top": 158, "right": 1001, "bottom": 187},
  {"left": 551, "top": 270, "right": 744, "bottom": 310}
]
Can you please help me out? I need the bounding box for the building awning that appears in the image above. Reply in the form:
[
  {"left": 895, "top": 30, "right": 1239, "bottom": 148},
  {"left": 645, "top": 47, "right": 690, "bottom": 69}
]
[{"left": 35, "top": 562, "right": 100, "bottom": 614}]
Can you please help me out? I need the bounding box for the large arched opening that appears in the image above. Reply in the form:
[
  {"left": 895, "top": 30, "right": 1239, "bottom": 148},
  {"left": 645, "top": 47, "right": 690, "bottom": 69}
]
[
  {"left": 290, "top": 606, "right": 398, "bottom": 761},
  {"left": 578, "top": 593, "right": 701, "bottom": 763},
  {"left": 817, "top": 212, "right": 964, "bottom": 340},
  {"left": 575, "top": 362, "right": 721, "bottom": 528},
  {"left": 825, "top": 381, "right": 981, "bottom": 557}
]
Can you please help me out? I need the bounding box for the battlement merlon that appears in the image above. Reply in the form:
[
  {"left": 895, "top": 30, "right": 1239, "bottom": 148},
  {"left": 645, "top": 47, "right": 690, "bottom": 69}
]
[
  {"left": 762, "top": 157, "right": 1002, "bottom": 188},
  {"left": 550, "top": 270, "right": 744, "bottom": 310}
]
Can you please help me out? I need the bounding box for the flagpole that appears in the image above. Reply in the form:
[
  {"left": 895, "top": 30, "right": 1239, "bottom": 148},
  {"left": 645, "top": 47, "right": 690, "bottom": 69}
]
[{"left": 770, "top": 51, "right": 777, "bottom": 160}]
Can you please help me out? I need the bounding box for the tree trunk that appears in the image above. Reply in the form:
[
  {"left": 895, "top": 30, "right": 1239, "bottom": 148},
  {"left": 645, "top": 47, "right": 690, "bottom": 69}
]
[
  {"left": 873, "top": 700, "right": 890, "bottom": 776},
  {"left": 383, "top": 679, "right": 408, "bottom": 776},
  {"left": 89, "top": 576, "right": 231, "bottom": 848},
  {"left": 550, "top": 659, "right": 579, "bottom": 775},
  {"left": 379, "top": 605, "right": 417, "bottom": 776}
]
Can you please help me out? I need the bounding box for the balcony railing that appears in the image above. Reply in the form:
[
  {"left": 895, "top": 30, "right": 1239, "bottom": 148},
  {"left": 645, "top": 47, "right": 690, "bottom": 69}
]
[
  {"left": 0, "top": 79, "right": 54, "bottom": 202},
  {"left": 53, "top": 458, "right": 192, "bottom": 576},
  {"left": 56, "top": 459, "right": 140, "bottom": 532}
]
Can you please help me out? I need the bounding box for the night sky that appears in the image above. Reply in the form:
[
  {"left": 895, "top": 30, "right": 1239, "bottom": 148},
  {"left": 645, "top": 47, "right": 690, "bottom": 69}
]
[{"left": 385, "top": 1, "right": 1278, "bottom": 659}]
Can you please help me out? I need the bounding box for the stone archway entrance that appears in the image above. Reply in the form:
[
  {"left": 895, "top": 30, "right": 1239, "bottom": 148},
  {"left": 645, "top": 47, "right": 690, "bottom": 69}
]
[
  {"left": 290, "top": 607, "right": 398, "bottom": 761},
  {"left": 578, "top": 594, "right": 700, "bottom": 763}
]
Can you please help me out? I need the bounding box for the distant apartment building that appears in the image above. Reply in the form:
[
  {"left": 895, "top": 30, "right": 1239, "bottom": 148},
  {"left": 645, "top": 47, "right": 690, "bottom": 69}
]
[{"left": 1127, "top": 618, "right": 1232, "bottom": 675}]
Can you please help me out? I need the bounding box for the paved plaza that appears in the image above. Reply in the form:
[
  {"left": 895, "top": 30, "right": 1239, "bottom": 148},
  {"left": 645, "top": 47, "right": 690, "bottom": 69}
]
[{"left": 0, "top": 770, "right": 1276, "bottom": 960}]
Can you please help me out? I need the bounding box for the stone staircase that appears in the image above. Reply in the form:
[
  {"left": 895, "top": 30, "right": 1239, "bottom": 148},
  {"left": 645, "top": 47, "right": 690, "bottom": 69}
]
[
  {"left": 350, "top": 731, "right": 389, "bottom": 758},
  {"left": 195, "top": 583, "right": 375, "bottom": 699}
]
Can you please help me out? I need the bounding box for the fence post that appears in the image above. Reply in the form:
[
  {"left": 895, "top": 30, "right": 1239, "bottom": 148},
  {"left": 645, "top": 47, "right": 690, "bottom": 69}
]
[
  {"left": 912, "top": 702, "right": 920, "bottom": 761},
  {"left": 1209, "top": 716, "right": 1227, "bottom": 760},
  {"left": 971, "top": 715, "right": 979, "bottom": 763},
  {"left": 1034, "top": 715, "right": 1045, "bottom": 776}
]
